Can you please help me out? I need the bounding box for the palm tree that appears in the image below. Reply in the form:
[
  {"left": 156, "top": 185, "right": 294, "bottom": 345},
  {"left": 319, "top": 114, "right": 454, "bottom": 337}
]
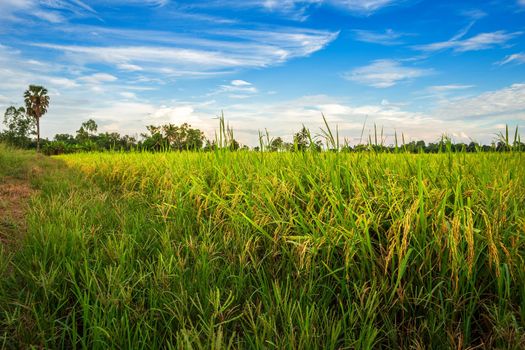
[{"left": 24, "top": 85, "right": 50, "bottom": 151}]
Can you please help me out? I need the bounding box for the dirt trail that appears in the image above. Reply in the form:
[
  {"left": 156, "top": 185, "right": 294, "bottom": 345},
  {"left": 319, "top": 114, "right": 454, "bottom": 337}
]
[{"left": 0, "top": 177, "right": 34, "bottom": 248}]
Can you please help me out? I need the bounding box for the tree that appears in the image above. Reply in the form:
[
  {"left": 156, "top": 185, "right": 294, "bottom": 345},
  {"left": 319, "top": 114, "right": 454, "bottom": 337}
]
[
  {"left": 140, "top": 123, "right": 204, "bottom": 151},
  {"left": 82, "top": 119, "right": 98, "bottom": 134},
  {"left": 269, "top": 137, "right": 284, "bottom": 152},
  {"left": 24, "top": 85, "right": 50, "bottom": 152},
  {"left": 293, "top": 126, "right": 310, "bottom": 151},
  {"left": 162, "top": 123, "right": 205, "bottom": 151},
  {"left": 141, "top": 125, "right": 167, "bottom": 151},
  {"left": 76, "top": 119, "right": 98, "bottom": 143},
  {"left": 1, "top": 106, "right": 35, "bottom": 148},
  {"left": 54, "top": 133, "right": 76, "bottom": 143},
  {"left": 293, "top": 126, "right": 322, "bottom": 151}
]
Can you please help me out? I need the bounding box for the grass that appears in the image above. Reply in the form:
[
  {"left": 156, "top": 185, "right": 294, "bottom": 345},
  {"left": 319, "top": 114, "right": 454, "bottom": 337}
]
[{"left": 0, "top": 144, "right": 524, "bottom": 348}]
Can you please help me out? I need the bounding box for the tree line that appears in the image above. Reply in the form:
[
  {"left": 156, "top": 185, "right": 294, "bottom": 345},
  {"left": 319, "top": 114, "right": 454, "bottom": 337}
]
[{"left": 1, "top": 85, "right": 523, "bottom": 154}]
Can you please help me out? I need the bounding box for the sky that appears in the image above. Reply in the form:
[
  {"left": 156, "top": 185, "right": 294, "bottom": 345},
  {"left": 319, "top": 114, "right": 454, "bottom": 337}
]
[{"left": 1, "top": 0, "right": 525, "bottom": 145}]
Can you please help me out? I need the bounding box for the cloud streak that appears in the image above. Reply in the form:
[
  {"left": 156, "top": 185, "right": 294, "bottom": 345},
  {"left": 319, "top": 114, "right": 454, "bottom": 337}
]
[
  {"left": 352, "top": 28, "right": 408, "bottom": 45},
  {"left": 33, "top": 27, "right": 339, "bottom": 77},
  {"left": 416, "top": 31, "right": 522, "bottom": 53},
  {"left": 344, "top": 59, "right": 432, "bottom": 88},
  {"left": 498, "top": 52, "right": 525, "bottom": 65}
]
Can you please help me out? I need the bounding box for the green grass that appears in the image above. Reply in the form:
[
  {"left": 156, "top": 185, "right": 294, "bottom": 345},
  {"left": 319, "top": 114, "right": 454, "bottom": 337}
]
[{"left": 1, "top": 146, "right": 524, "bottom": 348}]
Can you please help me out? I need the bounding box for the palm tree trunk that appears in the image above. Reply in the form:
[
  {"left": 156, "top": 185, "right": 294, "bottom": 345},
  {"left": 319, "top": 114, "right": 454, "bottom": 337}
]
[{"left": 36, "top": 117, "right": 40, "bottom": 152}]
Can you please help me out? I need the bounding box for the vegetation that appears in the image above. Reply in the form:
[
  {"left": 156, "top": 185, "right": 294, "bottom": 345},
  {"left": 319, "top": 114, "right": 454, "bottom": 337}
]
[
  {"left": 1, "top": 106, "right": 34, "bottom": 149},
  {"left": 0, "top": 140, "right": 524, "bottom": 348},
  {"left": 23, "top": 85, "right": 50, "bottom": 152},
  {"left": 1, "top": 85, "right": 525, "bottom": 347}
]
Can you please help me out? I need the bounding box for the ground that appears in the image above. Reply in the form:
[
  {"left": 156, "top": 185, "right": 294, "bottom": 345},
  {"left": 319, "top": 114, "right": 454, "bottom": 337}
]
[{"left": 0, "top": 177, "right": 33, "bottom": 248}]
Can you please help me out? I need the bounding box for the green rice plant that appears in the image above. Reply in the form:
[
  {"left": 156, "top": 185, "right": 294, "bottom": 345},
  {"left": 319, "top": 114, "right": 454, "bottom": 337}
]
[{"left": 0, "top": 139, "right": 524, "bottom": 348}]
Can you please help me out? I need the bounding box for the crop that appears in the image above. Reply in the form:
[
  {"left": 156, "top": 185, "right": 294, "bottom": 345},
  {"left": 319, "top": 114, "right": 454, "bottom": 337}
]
[{"left": 1, "top": 144, "right": 524, "bottom": 348}]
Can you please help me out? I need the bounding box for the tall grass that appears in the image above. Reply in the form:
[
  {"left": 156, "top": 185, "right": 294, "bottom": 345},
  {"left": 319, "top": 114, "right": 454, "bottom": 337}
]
[{"left": 0, "top": 144, "right": 524, "bottom": 348}]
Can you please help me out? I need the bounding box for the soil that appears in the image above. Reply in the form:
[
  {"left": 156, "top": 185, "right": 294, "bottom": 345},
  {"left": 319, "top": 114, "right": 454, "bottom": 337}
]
[{"left": 0, "top": 177, "right": 34, "bottom": 249}]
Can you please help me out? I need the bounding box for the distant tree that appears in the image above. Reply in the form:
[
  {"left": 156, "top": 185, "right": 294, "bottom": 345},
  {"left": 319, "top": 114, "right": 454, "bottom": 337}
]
[
  {"left": 293, "top": 126, "right": 310, "bottom": 151},
  {"left": 269, "top": 137, "right": 284, "bottom": 152},
  {"left": 96, "top": 132, "right": 121, "bottom": 150},
  {"left": 54, "top": 133, "right": 76, "bottom": 144},
  {"left": 162, "top": 123, "right": 205, "bottom": 151},
  {"left": 83, "top": 119, "right": 98, "bottom": 134},
  {"left": 229, "top": 138, "right": 240, "bottom": 151},
  {"left": 203, "top": 139, "right": 217, "bottom": 152},
  {"left": 1, "top": 106, "right": 34, "bottom": 148},
  {"left": 141, "top": 125, "right": 167, "bottom": 151},
  {"left": 76, "top": 119, "right": 98, "bottom": 142},
  {"left": 24, "top": 85, "right": 50, "bottom": 152},
  {"left": 185, "top": 126, "right": 205, "bottom": 150},
  {"left": 140, "top": 123, "right": 204, "bottom": 151}
]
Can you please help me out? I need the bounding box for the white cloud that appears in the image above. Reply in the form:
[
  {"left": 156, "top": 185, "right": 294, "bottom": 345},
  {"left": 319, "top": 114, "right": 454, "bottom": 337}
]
[
  {"left": 264, "top": 0, "right": 399, "bottom": 14},
  {"left": 498, "top": 53, "right": 525, "bottom": 65},
  {"left": 100, "top": 0, "right": 170, "bottom": 6},
  {"left": 353, "top": 28, "right": 407, "bottom": 45},
  {"left": 210, "top": 80, "right": 259, "bottom": 99},
  {"left": 231, "top": 80, "right": 252, "bottom": 86},
  {"left": 416, "top": 31, "right": 522, "bottom": 52},
  {"left": 46, "top": 77, "right": 79, "bottom": 88},
  {"left": 462, "top": 9, "right": 487, "bottom": 20},
  {"left": 33, "top": 10, "right": 66, "bottom": 23},
  {"left": 434, "top": 83, "right": 525, "bottom": 121},
  {"left": 427, "top": 85, "right": 474, "bottom": 92},
  {"left": 79, "top": 73, "right": 118, "bottom": 84},
  {"left": 260, "top": 0, "right": 322, "bottom": 20},
  {"left": 214, "top": 0, "right": 400, "bottom": 18},
  {"left": 117, "top": 63, "right": 143, "bottom": 71},
  {"left": 328, "top": 0, "right": 397, "bottom": 13},
  {"left": 0, "top": 0, "right": 97, "bottom": 23},
  {"left": 33, "top": 27, "right": 338, "bottom": 77},
  {"left": 120, "top": 92, "right": 137, "bottom": 99},
  {"left": 344, "top": 59, "right": 432, "bottom": 88}
]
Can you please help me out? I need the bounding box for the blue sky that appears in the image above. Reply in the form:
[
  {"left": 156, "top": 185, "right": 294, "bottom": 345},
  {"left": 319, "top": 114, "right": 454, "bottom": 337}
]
[{"left": 1, "top": 0, "right": 525, "bottom": 145}]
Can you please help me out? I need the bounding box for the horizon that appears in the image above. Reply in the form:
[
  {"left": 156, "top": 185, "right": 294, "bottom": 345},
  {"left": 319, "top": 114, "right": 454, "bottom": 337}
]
[{"left": 1, "top": 0, "right": 525, "bottom": 146}]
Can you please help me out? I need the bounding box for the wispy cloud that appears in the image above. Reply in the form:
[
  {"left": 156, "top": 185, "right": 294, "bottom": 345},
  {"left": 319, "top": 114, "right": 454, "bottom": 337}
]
[
  {"left": 427, "top": 84, "right": 474, "bottom": 92},
  {"left": 353, "top": 28, "right": 408, "bottom": 45},
  {"left": 32, "top": 27, "right": 338, "bottom": 77},
  {"left": 328, "top": 0, "right": 399, "bottom": 13},
  {"left": 211, "top": 0, "right": 401, "bottom": 18},
  {"left": 0, "top": 0, "right": 98, "bottom": 23},
  {"left": 260, "top": 0, "right": 322, "bottom": 20},
  {"left": 344, "top": 59, "right": 432, "bottom": 88},
  {"left": 210, "top": 80, "right": 259, "bottom": 99},
  {"left": 92, "top": 0, "right": 170, "bottom": 7},
  {"left": 461, "top": 9, "right": 487, "bottom": 20},
  {"left": 434, "top": 83, "right": 525, "bottom": 120},
  {"left": 415, "top": 30, "right": 522, "bottom": 52},
  {"left": 79, "top": 73, "right": 118, "bottom": 84},
  {"left": 497, "top": 52, "right": 525, "bottom": 65}
]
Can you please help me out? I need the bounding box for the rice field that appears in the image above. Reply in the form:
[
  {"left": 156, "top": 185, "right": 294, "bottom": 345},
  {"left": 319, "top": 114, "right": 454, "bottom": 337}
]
[{"left": 1, "top": 146, "right": 524, "bottom": 348}]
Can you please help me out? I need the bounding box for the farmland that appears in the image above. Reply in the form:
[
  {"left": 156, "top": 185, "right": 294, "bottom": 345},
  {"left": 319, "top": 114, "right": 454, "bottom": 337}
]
[{"left": 1, "top": 145, "right": 524, "bottom": 348}]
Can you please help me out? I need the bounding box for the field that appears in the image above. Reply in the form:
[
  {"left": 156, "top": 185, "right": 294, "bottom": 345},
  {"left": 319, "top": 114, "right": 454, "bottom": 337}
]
[{"left": 1, "top": 145, "right": 524, "bottom": 348}]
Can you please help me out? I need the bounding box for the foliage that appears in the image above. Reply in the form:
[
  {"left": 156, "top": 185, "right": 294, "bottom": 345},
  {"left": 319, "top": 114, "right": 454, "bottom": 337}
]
[
  {"left": 293, "top": 125, "right": 322, "bottom": 151},
  {"left": 0, "top": 147, "right": 524, "bottom": 348},
  {"left": 23, "top": 85, "right": 50, "bottom": 151},
  {"left": 76, "top": 119, "right": 98, "bottom": 143},
  {"left": 0, "top": 106, "right": 34, "bottom": 148}
]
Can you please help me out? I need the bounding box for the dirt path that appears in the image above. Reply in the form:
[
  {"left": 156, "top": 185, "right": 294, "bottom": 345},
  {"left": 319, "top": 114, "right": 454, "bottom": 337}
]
[{"left": 0, "top": 177, "right": 34, "bottom": 249}]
